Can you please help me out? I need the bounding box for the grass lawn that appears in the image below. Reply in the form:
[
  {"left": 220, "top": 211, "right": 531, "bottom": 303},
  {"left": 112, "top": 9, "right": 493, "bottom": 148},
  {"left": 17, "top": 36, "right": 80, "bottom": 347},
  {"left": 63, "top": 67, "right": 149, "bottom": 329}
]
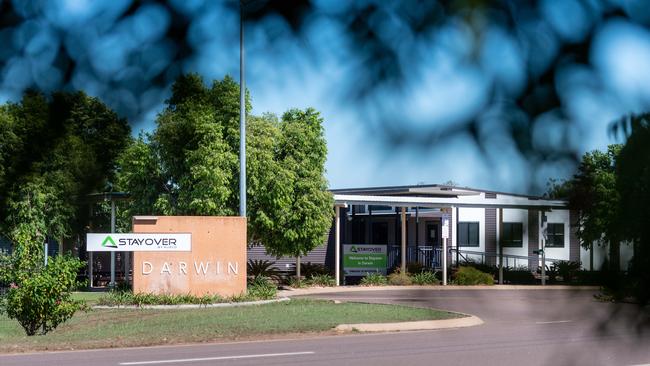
[
  {"left": 71, "top": 291, "right": 105, "bottom": 305},
  {"left": 0, "top": 299, "right": 461, "bottom": 353}
]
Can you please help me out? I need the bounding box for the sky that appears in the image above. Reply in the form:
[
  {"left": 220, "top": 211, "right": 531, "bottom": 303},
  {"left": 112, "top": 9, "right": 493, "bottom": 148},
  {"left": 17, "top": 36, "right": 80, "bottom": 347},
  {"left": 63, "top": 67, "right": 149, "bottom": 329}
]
[{"left": 3, "top": 0, "right": 650, "bottom": 195}]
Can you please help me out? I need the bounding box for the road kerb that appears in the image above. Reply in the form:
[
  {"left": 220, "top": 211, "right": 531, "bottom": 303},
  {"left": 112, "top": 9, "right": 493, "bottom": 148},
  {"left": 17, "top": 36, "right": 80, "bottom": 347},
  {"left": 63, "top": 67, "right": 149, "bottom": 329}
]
[
  {"left": 279, "top": 285, "right": 600, "bottom": 297},
  {"left": 335, "top": 315, "right": 483, "bottom": 332}
]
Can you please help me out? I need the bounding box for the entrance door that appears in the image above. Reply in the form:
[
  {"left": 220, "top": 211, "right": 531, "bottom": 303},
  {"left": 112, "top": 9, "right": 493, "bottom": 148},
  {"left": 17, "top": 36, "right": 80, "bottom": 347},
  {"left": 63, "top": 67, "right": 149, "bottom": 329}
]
[
  {"left": 371, "top": 222, "right": 389, "bottom": 244},
  {"left": 426, "top": 223, "right": 439, "bottom": 247}
]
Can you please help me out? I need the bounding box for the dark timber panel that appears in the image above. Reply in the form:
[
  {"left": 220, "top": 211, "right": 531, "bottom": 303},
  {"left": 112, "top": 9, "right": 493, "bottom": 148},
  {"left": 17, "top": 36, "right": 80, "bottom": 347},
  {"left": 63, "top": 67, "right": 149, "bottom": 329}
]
[
  {"left": 569, "top": 210, "right": 580, "bottom": 262},
  {"left": 485, "top": 208, "right": 497, "bottom": 265},
  {"left": 528, "top": 210, "right": 539, "bottom": 269}
]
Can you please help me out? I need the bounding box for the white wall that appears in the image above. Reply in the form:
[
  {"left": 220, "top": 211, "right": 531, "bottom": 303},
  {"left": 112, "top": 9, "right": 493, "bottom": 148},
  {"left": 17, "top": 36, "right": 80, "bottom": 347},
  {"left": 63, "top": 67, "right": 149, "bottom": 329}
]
[
  {"left": 544, "top": 209, "right": 570, "bottom": 261},
  {"left": 620, "top": 241, "right": 634, "bottom": 271}
]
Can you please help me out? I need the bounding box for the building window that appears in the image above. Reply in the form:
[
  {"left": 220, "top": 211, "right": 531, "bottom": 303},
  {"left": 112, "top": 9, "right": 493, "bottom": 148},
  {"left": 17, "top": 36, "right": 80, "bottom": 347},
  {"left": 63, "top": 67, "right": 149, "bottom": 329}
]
[
  {"left": 546, "top": 223, "right": 565, "bottom": 248},
  {"left": 458, "top": 222, "right": 479, "bottom": 247},
  {"left": 502, "top": 222, "right": 523, "bottom": 247}
]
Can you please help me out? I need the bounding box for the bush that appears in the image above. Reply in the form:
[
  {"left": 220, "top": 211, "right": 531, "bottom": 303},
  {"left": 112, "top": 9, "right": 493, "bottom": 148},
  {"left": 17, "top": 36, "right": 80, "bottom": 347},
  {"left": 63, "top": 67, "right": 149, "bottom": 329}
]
[
  {"left": 412, "top": 271, "right": 440, "bottom": 285},
  {"left": 453, "top": 266, "right": 494, "bottom": 285},
  {"left": 463, "top": 261, "right": 498, "bottom": 276},
  {"left": 360, "top": 272, "right": 388, "bottom": 286},
  {"left": 285, "top": 276, "right": 307, "bottom": 288},
  {"left": 300, "top": 262, "right": 331, "bottom": 277},
  {"left": 97, "top": 291, "right": 223, "bottom": 306},
  {"left": 406, "top": 262, "right": 426, "bottom": 274},
  {"left": 247, "top": 260, "right": 281, "bottom": 281},
  {"left": 247, "top": 276, "right": 277, "bottom": 300},
  {"left": 552, "top": 261, "right": 582, "bottom": 282},
  {"left": 574, "top": 270, "right": 605, "bottom": 285},
  {"left": 1, "top": 255, "right": 86, "bottom": 335},
  {"left": 306, "top": 274, "right": 336, "bottom": 287},
  {"left": 387, "top": 269, "right": 413, "bottom": 286},
  {"left": 503, "top": 267, "right": 536, "bottom": 284}
]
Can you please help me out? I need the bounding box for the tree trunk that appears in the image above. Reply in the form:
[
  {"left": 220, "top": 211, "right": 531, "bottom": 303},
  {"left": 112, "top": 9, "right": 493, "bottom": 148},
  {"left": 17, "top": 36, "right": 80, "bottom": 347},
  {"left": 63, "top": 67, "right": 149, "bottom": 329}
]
[{"left": 296, "top": 256, "right": 301, "bottom": 279}]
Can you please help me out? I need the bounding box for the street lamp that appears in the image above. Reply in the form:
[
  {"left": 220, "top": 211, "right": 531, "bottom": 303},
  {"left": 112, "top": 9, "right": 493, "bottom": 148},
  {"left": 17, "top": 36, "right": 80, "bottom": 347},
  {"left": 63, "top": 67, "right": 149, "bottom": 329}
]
[{"left": 239, "top": 1, "right": 247, "bottom": 217}]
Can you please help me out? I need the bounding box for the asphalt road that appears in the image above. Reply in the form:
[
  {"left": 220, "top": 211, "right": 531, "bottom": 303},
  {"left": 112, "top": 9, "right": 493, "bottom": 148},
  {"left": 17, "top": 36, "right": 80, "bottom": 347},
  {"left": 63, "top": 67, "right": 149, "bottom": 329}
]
[{"left": 2, "top": 289, "right": 649, "bottom": 366}]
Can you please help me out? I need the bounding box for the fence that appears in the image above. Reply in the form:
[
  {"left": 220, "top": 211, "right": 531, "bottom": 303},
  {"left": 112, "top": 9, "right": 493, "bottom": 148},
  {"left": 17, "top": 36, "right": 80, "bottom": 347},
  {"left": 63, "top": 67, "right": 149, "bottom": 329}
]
[
  {"left": 388, "top": 245, "right": 443, "bottom": 271},
  {"left": 449, "top": 248, "right": 563, "bottom": 271}
]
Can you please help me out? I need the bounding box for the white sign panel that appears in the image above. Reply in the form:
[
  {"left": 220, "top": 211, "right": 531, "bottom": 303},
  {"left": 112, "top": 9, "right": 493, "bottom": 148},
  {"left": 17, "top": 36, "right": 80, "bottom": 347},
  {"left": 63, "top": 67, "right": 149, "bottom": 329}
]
[
  {"left": 441, "top": 217, "right": 450, "bottom": 239},
  {"left": 87, "top": 233, "right": 191, "bottom": 252}
]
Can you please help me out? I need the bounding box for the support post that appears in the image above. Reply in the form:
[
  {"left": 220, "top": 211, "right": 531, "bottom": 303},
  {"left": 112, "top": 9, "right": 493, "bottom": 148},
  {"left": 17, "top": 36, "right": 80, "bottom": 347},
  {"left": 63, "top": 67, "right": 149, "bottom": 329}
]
[
  {"left": 498, "top": 208, "right": 503, "bottom": 285},
  {"left": 454, "top": 206, "right": 459, "bottom": 267},
  {"left": 125, "top": 252, "right": 130, "bottom": 286},
  {"left": 541, "top": 211, "right": 547, "bottom": 286},
  {"left": 443, "top": 237, "right": 448, "bottom": 286},
  {"left": 442, "top": 210, "right": 450, "bottom": 286},
  {"left": 335, "top": 206, "right": 341, "bottom": 286},
  {"left": 541, "top": 242, "right": 546, "bottom": 286},
  {"left": 401, "top": 207, "right": 407, "bottom": 273},
  {"left": 44, "top": 241, "right": 48, "bottom": 266},
  {"left": 89, "top": 252, "right": 94, "bottom": 287},
  {"left": 110, "top": 199, "right": 116, "bottom": 289}
]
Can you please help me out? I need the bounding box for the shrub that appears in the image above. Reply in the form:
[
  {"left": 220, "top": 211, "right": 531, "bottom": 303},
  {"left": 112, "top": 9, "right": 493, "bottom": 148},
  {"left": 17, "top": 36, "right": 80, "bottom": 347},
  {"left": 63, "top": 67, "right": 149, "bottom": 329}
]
[
  {"left": 306, "top": 274, "right": 336, "bottom": 287},
  {"left": 463, "top": 261, "right": 498, "bottom": 276},
  {"left": 247, "top": 260, "right": 281, "bottom": 281},
  {"left": 503, "top": 267, "right": 536, "bottom": 284},
  {"left": 286, "top": 276, "right": 307, "bottom": 288},
  {"left": 406, "top": 262, "right": 426, "bottom": 274},
  {"left": 247, "top": 276, "right": 277, "bottom": 300},
  {"left": 412, "top": 271, "right": 440, "bottom": 285},
  {"left": 552, "top": 261, "right": 582, "bottom": 283},
  {"left": 97, "top": 291, "right": 223, "bottom": 306},
  {"left": 1, "top": 255, "right": 86, "bottom": 335},
  {"left": 453, "top": 266, "right": 494, "bottom": 285},
  {"left": 387, "top": 269, "right": 413, "bottom": 286},
  {"left": 360, "top": 272, "right": 388, "bottom": 286},
  {"left": 300, "top": 262, "right": 331, "bottom": 277}
]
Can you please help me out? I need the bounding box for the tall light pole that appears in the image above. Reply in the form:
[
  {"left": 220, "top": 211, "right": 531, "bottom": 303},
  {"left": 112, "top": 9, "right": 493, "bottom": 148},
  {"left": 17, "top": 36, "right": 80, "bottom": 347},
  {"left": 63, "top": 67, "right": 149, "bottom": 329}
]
[{"left": 239, "top": 1, "right": 247, "bottom": 217}]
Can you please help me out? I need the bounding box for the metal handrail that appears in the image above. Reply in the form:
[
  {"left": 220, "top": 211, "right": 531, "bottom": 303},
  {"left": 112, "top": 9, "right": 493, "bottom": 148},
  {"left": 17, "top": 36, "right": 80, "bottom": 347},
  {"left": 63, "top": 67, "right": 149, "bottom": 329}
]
[{"left": 449, "top": 248, "right": 564, "bottom": 271}]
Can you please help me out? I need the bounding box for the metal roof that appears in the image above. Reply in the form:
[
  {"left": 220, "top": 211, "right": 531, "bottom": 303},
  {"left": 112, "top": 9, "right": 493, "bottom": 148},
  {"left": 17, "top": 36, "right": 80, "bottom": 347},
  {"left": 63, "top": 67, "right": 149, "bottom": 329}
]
[
  {"left": 333, "top": 193, "right": 567, "bottom": 210},
  {"left": 330, "top": 183, "right": 546, "bottom": 199}
]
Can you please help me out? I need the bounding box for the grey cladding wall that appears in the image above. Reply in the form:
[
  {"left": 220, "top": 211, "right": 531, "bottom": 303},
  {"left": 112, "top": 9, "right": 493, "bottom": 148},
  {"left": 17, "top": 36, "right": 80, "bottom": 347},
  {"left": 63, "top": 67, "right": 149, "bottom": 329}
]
[
  {"left": 528, "top": 210, "right": 539, "bottom": 269},
  {"left": 485, "top": 208, "right": 496, "bottom": 266},
  {"left": 569, "top": 210, "right": 580, "bottom": 262}
]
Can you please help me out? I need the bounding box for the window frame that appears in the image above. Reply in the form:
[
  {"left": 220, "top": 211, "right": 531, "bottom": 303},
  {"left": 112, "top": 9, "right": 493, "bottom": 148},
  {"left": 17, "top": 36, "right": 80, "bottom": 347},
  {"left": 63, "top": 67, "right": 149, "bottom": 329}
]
[
  {"left": 501, "top": 222, "right": 523, "bottom": 248},
  {"left": 545, "top": 223, "right": 565, "bottom": 248},
  {"left": 457, "top": 221, "right": 480, "bottom": 247}
]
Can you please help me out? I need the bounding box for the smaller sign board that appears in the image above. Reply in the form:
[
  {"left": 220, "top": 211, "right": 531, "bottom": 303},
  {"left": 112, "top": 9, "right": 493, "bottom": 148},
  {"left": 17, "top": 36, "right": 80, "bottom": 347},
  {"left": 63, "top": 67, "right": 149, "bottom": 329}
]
[
  {"left": 87, "top": 233, "right": 191, "bottom": 252},
  {"left": 343, "top": 244, "right": 387, "bottom": 276},
  {"left": 441, "top": 217, "right": 450, "bottom": 239}
]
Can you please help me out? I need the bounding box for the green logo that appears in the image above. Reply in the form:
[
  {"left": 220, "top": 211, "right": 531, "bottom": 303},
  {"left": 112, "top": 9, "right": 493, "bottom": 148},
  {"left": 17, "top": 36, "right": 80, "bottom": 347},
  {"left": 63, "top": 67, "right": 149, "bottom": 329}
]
[
  {"left": 350, "top": 245, "right": 357, "bottom": 253},
  {"left": 102, "top": 236, "right": 117, "bottom": 248}
]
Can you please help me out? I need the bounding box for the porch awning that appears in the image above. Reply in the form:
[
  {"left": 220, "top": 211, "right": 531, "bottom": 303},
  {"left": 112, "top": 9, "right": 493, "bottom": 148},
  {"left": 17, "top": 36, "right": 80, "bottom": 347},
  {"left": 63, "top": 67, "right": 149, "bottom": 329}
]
[{"left": 333, "top": 194, "right": 567, "bottom": 210}]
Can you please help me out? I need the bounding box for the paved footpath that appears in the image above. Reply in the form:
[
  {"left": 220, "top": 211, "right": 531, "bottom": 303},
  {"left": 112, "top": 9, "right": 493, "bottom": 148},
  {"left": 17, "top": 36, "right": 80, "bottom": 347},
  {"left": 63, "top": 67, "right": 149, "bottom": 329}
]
[{"left": 2, "top": 287, "right": 650, "bottom": 366}]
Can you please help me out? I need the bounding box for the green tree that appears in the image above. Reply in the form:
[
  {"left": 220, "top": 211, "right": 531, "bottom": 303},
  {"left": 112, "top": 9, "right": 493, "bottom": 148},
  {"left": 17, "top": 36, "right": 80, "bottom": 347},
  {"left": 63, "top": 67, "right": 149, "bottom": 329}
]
[
  {"left": 0, "top": 179, "right": 86, "bottom": 335},
  {"left": 0, "top": 91, "right": 130, "bottom": 241},
  {"left": 566, "top": 145, "right": 622, "bottom": 271},
  {"left": 116, "top": 75, "right": 333, "bottom": 269},
  {"left": 0, "top": 91, "right": 128, "bottom": 335},
  {"left": 252, "top": 109, "right": 334, "bottom": 277},
  {"left": 615, "top": 113, "right": 650, "bottom": 304}
]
